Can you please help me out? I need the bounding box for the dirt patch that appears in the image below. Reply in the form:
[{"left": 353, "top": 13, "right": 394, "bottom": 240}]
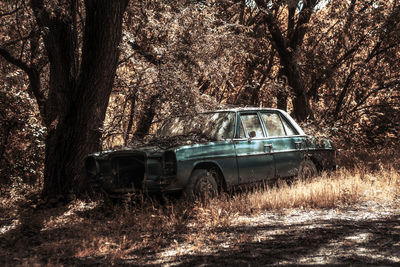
[
  {"left": 1, "top": 199, "right": 399, "bottom": 266},
  {"left": 133, "top": 201, "right": 400, "bottom": 266}
]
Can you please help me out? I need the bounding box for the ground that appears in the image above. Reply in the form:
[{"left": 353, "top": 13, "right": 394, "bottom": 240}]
[
  {"left": 147, "top": 202, "right": 400, "bottom": 266},
  {"left": 1, "top": 197, "right": 399, "bottom": 266}
]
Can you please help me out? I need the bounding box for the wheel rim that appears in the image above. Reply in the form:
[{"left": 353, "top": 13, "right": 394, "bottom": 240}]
[
  {"left": 301, "top": 164, "right": 315, "bottom": 179},
  {"left": 196, "top": 176, "right": 216, "bottom": 199}
]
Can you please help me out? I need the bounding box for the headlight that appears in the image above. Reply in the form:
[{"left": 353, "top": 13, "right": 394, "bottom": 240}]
[
  {"left": 163, "top": 151, "right": 177, "bottom": 175},
  {"left": 85, "top": 156, "right": 99, "bottom": 176}
]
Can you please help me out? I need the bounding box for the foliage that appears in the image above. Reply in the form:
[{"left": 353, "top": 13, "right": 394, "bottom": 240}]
[
  {"left": 0, "top": 60, "right": 44, "bottom": 185},
  {"left": 0, "top": 0, "right": 129, "bottom": 196},
  {"left": 103, "top": 0, "right": 400, "bottom": 149},
  {"left": 103, "top": 0, "right": 250, "bottom": 147},
  {"left": 0, "top": 0, "right": 399, "bottom": 191}
]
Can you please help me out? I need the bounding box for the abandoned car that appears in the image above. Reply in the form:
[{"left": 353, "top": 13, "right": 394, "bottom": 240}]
[{"left": 85, "top": 108, "right": 336, "bottom": 200}]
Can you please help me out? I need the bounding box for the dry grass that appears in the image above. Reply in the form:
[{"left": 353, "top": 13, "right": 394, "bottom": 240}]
[
  {"left": 1, "top": 154, "right": 400, "bottom": 265},
  {"left": 222, "top": 166, "right": 400, "bottom": 213}
]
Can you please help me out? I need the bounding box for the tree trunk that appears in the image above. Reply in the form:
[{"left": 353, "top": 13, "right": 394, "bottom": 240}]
[
  {"left": 124, "top": 94, "right": 137, "bottom": 146},
  {"left": 132, "top": 94, "right": 158, "bottom": 141},
  {"left": 276, "top": 50, "right": 313, "bottom": 121},
  {"left": 276, "top": 91, "right": 288, "bottom": 111},
  {"left": 40, "top": 0, "right": 129, "bottom": 198},
  {"left": 258, "top": 1, "right": 317, "bottom": 121}
]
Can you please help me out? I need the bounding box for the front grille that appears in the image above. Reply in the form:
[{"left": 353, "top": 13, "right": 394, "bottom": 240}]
[{"left": 111, "top": 155, "right": 145, "bottom": 190}]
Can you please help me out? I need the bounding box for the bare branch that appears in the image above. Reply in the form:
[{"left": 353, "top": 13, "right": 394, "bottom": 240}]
[
  {"left": 0, "top": 5, "right": 22, "bottom": 18},
  {"left": 0, "top": 48, "right": 46, "bottom": 119},
  {"left": 0, "top": 47, "right": 31, "bottom": 73},
  {"left": 1, "top": 34, "right": 33, "bottom": 48},
  {"left": 118, "top": 52, "right": 136, "bottom": 65},
  {"left": 128, "top": 41, "right": 161, "bottom": 65}
]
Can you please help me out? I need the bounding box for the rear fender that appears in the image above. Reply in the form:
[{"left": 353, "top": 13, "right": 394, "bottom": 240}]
[{"left": 304, "top": 149, "right": 336, "bottom": 171}]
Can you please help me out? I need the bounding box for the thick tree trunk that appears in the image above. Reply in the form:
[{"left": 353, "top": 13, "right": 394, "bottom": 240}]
[
  {"left": 271, "top": 47, "right": 312, "bottom": 121},
  {"left": 258, "top": 1, "right": 316, "bottom": 122},
  {"left": 41, "top": 0, "right": 129, "bottom": 198},
  {"left": 283, "top": 58, "right": 312, "bottom": 121},
  {"left": 276, "top": 91, "right": 288, "bottom": 111}
]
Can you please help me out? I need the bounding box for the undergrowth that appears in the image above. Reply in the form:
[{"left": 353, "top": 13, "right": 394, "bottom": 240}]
[{"left": 1, "top": 150, "right": 400, "bottom": 265}]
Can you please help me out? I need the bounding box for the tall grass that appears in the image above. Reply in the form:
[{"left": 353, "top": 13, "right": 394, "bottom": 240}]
[
  {"left": 1, "top": 156, "right": 400, "bottom": 265},
  {"left": 71, "top": 166, "right": 400, "bottom": 263},
  {"left": 219, "top": 167, "right": 400, "bottom": 213}
]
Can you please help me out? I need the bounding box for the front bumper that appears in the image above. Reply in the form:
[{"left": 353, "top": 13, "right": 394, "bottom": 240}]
[{"left": 90, "top": 174, "right": 182, "bottom": 200}]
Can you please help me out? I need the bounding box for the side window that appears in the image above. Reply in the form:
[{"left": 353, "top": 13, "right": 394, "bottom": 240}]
[
  {"left": 281, "top": 117, "right": 297, "bottom": 136},
  {"left": 239, "top": 121, "right": 246, "bottom": 138},
  {"left": 260, "top": 113, "right": 285, "bottom": 137},
  {"left": 240, "top": 114, "right": 265, "bottom": 138}
]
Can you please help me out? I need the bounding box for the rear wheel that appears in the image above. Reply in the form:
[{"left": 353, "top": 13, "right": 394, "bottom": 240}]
[
  {"left": 183, "top": 169, "right": 218, "bottom": 202},
  {"left": 298, "top": 159, "right": 317, "bottom": 180}
]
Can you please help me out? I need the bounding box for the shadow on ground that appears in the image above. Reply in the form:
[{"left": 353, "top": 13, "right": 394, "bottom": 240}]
[
  {"left": 1, "top": 199, "right": 399, "bottom": 266},
  {"left": 122, "top": 214, "right": 400, "bottom": 266},
  {"left": 0, "top": 201, "right": 70, "bottom": 266}
]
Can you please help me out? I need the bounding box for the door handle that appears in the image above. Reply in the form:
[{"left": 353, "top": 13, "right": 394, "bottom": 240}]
[
  {"left": 264, "top": 144, "right": 273, "bottom": 152},
  {"left": 295, "top": 141, "right": 302, "bottom": 149}
]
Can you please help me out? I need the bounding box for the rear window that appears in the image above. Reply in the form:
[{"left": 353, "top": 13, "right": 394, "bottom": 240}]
[{"left": 260, "top": 112, "right": 298, "bottom": 136}]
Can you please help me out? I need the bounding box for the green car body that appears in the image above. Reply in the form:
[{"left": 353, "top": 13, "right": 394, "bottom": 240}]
[{"left": 85, "top": 108, "right": 336, "bottom": 199}]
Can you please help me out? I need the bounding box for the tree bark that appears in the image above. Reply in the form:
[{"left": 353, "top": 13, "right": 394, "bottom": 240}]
[
  {"left": 30, "top": 0, "right": 130, "bottom": 198},
  {"left": 281, "top": 55, "right": 313, "bottom": 121},
  {"left": 276, "top": 90, "right": 288, "bottom": 111},
  {"left": 256, "top": 0, "right": 317, "bottom": 121},
  {"left": 132, "top": 94, "right": 159, "bottom": 141},
  {"left": 124, "top": 94, "right": 137, "bottom": 146},
  {"left": 263, "top": 18, "right": 312, "bottom": 121}
]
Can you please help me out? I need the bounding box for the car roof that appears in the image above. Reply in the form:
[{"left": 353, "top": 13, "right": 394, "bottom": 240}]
[
  {"left": 201, "top": 107, "right": 305, "bottom": 135},
  {"left": 205, "top": 107, "right": 282, "bottom": 113}
]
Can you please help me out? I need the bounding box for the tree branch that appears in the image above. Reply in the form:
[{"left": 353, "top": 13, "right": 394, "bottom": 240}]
[
  {"left": 0, "top": 47, "right": 30, "bottom": 73},
  {"left": 1, "top": 34, "right": 33, "bottom": 48},
  {"left": 289, "top": 0, "right": 318, "bottom": 50},
  {"left": 128, "top": 41, "right": 161, "bottom": 65},
  {"left": 0, "top": 48, "right": 46, "bottom": 120},
  {"left": 0, "top": 5, "right": 22, "bottom": 18},
  {"left": 344, "top": 80, "right": 400, "bottom": 117}
]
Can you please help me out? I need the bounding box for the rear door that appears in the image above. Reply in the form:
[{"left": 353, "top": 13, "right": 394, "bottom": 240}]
[
  {"left": 234, "top": 112, "right": 275, "bottom": 184},
  {"left": 259, "top": 111, "right": 305, "bottom": 177}
]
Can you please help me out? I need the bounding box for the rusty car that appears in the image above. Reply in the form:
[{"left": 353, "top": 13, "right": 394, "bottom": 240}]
[{"left": 85, "top": 108, "right": 336, "bottom": 200}]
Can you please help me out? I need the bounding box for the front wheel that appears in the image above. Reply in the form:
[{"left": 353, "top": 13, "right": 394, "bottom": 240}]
[
  {"left": 183, "top": 169, "right": 218, "bottom": 202},
  {"left": 297, "top": 159, "right": 317, "bottom": 180}
]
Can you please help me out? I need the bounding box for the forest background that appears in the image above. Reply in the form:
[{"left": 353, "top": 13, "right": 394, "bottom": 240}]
[{"left": 0, "top": 0, "right": 399, "bottom": 199}]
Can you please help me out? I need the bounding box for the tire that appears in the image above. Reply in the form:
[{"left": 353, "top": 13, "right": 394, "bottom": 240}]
[
  {"left": 183, "top": 169, "right": 218, "bottom": 202},
  {"left": 297, "top": 159, "right": 317, "bottom": 180}
]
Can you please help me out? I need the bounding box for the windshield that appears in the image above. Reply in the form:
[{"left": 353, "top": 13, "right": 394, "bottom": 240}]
[{"left": 156, "top": 112, "right": 236, "bottom": 140}]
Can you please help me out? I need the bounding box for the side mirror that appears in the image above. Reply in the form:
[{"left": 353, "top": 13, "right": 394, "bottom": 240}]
[
  {"left": 249, "top": 131, "right": 256, "bottom": 138},
  {"left": 248, "top": 131, "right": 256, "bottom": 142}
]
